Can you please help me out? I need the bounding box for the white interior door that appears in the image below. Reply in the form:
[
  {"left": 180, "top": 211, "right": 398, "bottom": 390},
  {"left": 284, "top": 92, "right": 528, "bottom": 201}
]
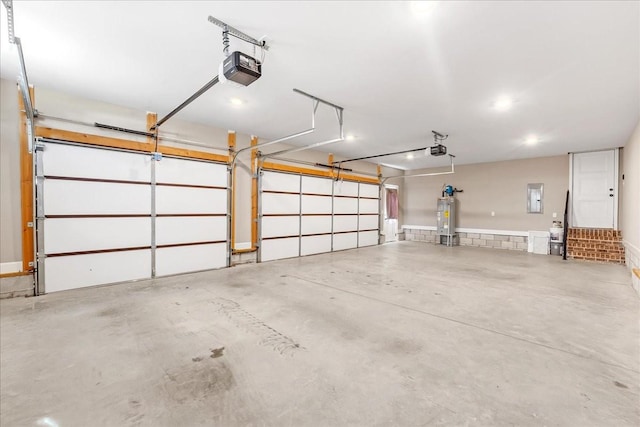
[{"left": 571, "top": 149, "right": 617, "bottom": 228}]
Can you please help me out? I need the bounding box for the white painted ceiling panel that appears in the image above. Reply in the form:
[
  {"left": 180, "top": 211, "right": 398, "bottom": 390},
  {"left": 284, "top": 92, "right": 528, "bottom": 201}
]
[{"left": 2, "top": 1, "right": 638, "bottom": 169}]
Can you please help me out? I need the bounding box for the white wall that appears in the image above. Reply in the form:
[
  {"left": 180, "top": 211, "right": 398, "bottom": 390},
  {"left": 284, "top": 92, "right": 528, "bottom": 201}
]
[
  {"left": 621, "top": 119, "right": 640, "bottom": 293},
  {"left": 402, "top": 155, "right": 570, "bottom": 232},
  {"left": 0, "top": 79, "right": 22, "bottom": 265}
]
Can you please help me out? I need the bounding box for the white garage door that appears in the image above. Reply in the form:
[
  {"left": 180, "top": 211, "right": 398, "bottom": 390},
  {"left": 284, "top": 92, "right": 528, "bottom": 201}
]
[
  {"left": 358, "top": 183, "right": 381, "bottom": 248},
  {"left": 36, "top": 140, "right": 228, "bottom": 293},
  {"left": 258, "top": 169, "right": 379, "bottom": 262}
]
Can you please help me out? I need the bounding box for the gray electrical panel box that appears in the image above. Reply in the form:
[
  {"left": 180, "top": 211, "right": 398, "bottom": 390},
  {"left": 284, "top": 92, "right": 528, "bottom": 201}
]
[{"left": 436, "top": 197, "right": 457, "bottom": 246}]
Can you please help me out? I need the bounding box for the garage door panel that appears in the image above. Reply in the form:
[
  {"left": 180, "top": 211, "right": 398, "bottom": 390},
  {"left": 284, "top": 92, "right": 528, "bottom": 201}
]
[
  {"left": 359, "top": 198, "right": 379, "bottom": 214},
  {"left": 333, "top": 215, "right": 358, "bottom": 233},
  {"left": 156, "top": 216, "right": 227, "bottom": 245},
  {"left": 44, "top": 249, "right": 151, "bottom": 293},
  {"left": 262, "top": 171, "right": 300, "bottom": 193},
  {"left": 359, "top": 183, "right": 379, "bottom": 199},
  {"left": 301, "top": 195, "right": 332, "bottom": 214},
  {"left": 43, "top": 143, "right": 151, "bottom": 182},
  {"left": 358, "top": 230, "right": 379, "bottom": 247},
  {"left": 156, "top": 243, "right": 226, "bottom": 276},
  {"left": 334, "top": 197, "right": 358, "bottom": 214},
  {"left": 302, "top": 176, "right": 332, "bottom": 195},
  {"left": 262, "top": 193, "right": 300, "bottom": 215},
  {"left": 44, "top": 180, "right": 151, "bottom": 215},
  {"left": 155, "top": 187, "right": 227, "bottom": 214},
  {"left": 301, "top": 216, "right": 332, "bottom": 235},
  {"left": 44, "top": 217, "right": 151, "bottom": 254},
  {"left": 155, "top": 157, "right": 227, "bottom": 187},
  {"left": 333, "top": 181, "right": 359, "bottom": 197},
  {"left": 261, "top": 238, "right": 300, "bottom": 262},
  {"left": 333, "top": 232, "right": 358, "bottom": 251},
  {"left": 262, "top": 216, "right": 300, "bottom": 238},
  {"left": 301, "top": 235, "right": 332, "bottom": 256},
  {"left": 39, "top": 142, "right": 231, "bottom": 293},
  {"left": 359, "top": 215, "right": 379, "bottom": 231},
  {"left": 259, "top": 170, "right": 378, "bottom": 262}
]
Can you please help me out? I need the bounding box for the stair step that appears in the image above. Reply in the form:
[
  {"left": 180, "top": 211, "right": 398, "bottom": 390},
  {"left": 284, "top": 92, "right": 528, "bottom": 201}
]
[
  {"left": 566, "top": 227, "right": 626, "bottom": 264},
  {"left": 567, "top": 244, "right": 624, "bottom": 252},
  {"left": 567, "top": 228, "right": 622, "bottom": 239},
  {"left": 567, "top": 237, "right": 621, "bottom": 243}
]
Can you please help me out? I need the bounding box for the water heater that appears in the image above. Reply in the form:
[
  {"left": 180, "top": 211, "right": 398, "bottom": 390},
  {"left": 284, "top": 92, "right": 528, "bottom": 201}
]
[{"left": 436, "top": 196, "right": 457, "bottom": 246}]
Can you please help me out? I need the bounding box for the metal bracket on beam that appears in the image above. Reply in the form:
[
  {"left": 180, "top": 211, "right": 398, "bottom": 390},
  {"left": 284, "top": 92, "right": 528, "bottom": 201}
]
[
  {"left": 260, "top": 90, "right": 345, "bottom": 159},
  {"left": 2, "top": 0, "right": 14, "bottom": 43},
  {"left": 3, "top": 1, "right": 35, "bottom": 151},
  {"left": 15, "top": 38, "right": 35, "bottom": 152},
  {"left": 381, "top": 154, "right": 456, "bottom": 183},
  {"left": 208, "top": 16, "right": 269, "bottom": 50},
  {"left": 293, "top": 89, "right": 343, "bottom": 113},
  {"left": 230, "top": 89, "right": 340, "bottom": 168}
]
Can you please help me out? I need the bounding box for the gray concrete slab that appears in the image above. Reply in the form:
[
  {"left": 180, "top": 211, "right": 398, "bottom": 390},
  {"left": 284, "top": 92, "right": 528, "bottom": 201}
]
[{"left": 1, "top": 242, "right": 638, "bottom": 426}]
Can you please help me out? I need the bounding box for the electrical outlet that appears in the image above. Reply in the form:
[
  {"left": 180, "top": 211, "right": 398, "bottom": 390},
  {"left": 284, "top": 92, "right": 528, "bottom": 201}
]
[
  {"left": 491, "top": 211, "right": 495, "bottom": 217},
  {"left": 552, "top": 212, "right": 557, "bottom": 218}
]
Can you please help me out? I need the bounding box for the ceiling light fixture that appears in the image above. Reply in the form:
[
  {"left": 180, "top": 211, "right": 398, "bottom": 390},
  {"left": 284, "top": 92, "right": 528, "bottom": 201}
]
[
  {"left": 525, "top": 135, "right": 539, "bottom": 145},
  {"left": 345, "top": 134, "right": 356, "bottom": 141},
  {"left": 493, "top": 96, "right": 513, "bottom": 112},
  {"left": 406, "top": 153, "right": 415, "bottom": 160},
  {"left": 410, "top": 1, "right": 439, "bottom": 17},
  {"left": 230, "top": 98, "right": 244, "bottom": 106}
]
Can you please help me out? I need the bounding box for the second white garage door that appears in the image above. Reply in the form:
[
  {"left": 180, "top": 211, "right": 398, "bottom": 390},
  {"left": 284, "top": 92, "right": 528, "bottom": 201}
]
[{"left": 259, "top": 170, "right": 379, "bottom": 262}]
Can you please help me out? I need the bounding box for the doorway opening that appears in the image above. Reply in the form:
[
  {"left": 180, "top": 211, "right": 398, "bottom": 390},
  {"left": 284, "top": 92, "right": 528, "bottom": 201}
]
[
  {"left": 570, "top": 148, "right": 619, "bottom": 229},
  {"left": 384, "top": 185, "right": 399, "bottom": 242}
]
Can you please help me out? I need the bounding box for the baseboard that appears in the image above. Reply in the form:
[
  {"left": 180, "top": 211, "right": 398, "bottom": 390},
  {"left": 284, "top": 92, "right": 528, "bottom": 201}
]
[
  {"left": 0, "top": 262, "right": 22, "bottom": 275},
  {"left": 622, "top": 240, "right": 640, "bottom": 296}
]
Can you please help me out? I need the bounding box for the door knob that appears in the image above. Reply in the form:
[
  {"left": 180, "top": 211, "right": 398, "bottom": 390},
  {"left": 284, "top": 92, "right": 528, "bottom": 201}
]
[{"left": 609, "top": 188, "right": 614, "bottom": 191}]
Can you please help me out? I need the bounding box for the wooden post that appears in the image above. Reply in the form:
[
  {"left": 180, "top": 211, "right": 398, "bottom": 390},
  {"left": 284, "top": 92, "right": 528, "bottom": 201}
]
[
  {"left": 228, "top": 131, "right": 237, "bottom": 249},
  {"left": 251, "top": 136, "right": 259, "bottom": 249},
  {"left": 328, "top": 153, "right": 334, "bottom": 179},
  {"left": 146, "top": 112, "right": 157, "bottom": 146},
  {"left": 18, "top": 85, "right": 35, "bottom": 273}
]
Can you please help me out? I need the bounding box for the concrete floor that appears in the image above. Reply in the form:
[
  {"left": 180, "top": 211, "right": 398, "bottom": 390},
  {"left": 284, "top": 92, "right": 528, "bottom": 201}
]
[{"left": 1, "top": 242, "right": 638, "bottom": 426}]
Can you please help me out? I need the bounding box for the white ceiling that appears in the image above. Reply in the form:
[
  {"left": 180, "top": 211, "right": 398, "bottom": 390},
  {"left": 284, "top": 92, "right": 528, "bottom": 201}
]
[{"left": 1, "top": 1, "right": 638, "bottom": 169}]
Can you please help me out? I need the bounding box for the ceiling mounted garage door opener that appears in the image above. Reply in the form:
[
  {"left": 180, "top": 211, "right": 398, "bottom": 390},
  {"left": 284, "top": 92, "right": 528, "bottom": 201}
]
[{"left": 151, "top": 16, "right": 269, "bottom": 132}]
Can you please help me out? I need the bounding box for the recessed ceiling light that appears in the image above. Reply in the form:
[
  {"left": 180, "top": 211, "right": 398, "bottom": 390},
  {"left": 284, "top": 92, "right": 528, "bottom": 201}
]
[
  {"left": 345, "top": 134, "right": 356, "bottom": 141},
  {"left": 410, "top": 1, "right": 439, "bottom": 17},
  {"left": 406, "top": 153, "right": 415, "bottom": 160},
  {"left": 493, "top": 96, "right": 513, "bottom": 111},
  {"left": 525, "top": 135, "right": 539, "bottom": 145},
  {"left": 230, "top": 98, "right": 244, "bottom": 106}
]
